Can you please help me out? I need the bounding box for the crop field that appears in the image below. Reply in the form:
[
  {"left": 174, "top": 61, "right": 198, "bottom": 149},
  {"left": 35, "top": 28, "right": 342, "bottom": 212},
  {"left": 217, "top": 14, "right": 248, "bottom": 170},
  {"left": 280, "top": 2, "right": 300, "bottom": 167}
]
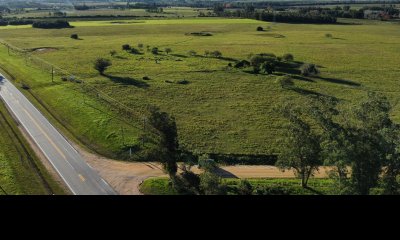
[
  {"left": 0, "top": 17, "right": 399, "bottom": 160},
  {"left": 0, "top": 101, "right": 64, "bottom": 195}
]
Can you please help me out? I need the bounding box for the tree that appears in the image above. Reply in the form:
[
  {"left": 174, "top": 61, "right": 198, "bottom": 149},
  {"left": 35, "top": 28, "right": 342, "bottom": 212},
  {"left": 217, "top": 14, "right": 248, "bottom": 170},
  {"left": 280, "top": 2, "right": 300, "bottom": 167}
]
[
  {"left": 148, "top": 107, "right": 178, "bottom": 177},
  {"left": 165, "top": 48, "right": 172, "bottom": 54},
  {"left": 151, "top": 47, "right": 159, "bottom": 55},
  {"left": 260, "top": 58, "right": 276, "bottom": 74},
  {"left": 250, "top": 55, "right": 276, "bottom": 73},
  {"left": 276, "top": 75, "right": 294, "bottom": 89},
  {"left": 300, "top": 63, "right": 320, "bottom": 76},
  {"left": 188, "top": 50, "right": 197, "bottom": 56},
  {"left": 199, "top": 172, "right": 227, "bottom": 195},
  {"left": 94, "top": 58, "right": 112, "bottom": 75},
  {"left": 282, "top": 53, "right": 294, "bottom": 61},
  {"left": 122, "top": 44, "right": 131, "bottom": 51},
  {"left": 381, "top": 126, "right": 400, "bottom": 194},
  {"left": 109, "top": 50, "right": 117, "bottom": 57},
  {"left": 256, "top": 26, "right": 264, "bottom": 31},
  {"left": 130, "top": 48, "right": 140, "bottom": 54},
  {"left": 237, "top": 180, "right": 253, "bottom": 195},
  {"left": 276, "top": 103, "right": 322, "bottom": 187},
  {"left": 310, "top": 93, "right": 391, "bottom": 194},
  {"left": 204, "top": 50, "right": 210, "bottom": 57}
]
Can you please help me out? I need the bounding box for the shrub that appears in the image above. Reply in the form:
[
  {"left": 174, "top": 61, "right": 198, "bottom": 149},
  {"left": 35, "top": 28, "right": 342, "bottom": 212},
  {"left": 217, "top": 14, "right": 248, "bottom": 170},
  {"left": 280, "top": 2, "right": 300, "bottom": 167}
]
[
  {"left": 94, "top": 58, "right": 112, "bottom": 75},
  {"left": 260, "top": 59, "right": 276, "bottom": 74},
  {"left": 300, "top": 63, "right": 320, "bottom": 76},
  {"left": 276, "top": 76, "right": 294, "bottom": 89},
  {"left": 204, "top": 50, "right": 210, "bottom": 57},
  {"left": 109, "top": 50, "right": 117, "bottom": 56},
  {"left": 70, "top": 34, "right": 79, "bottom": 39},
  {"left": 188, "top": 50, "right": 197, "bottom": 56},
  {"left": 236, "top": 180, "right": 254, "bottom": 195},
  {"left": 61, "top": 76, "right": 68, "bottom": 81},
  {"left": 138, "top": 43, "right": 144, "bottom": 49},
  {"left": 211, "top": 50, "right": 222, "bottom": 58},
  {"left": 122, "top": 44, "right": 131, "bottom": 51},
  {"left": 234, "top": 60, "right": 251, "bottom": 68},
  {"left": 325, "top": 33, "right": 333, "bottom": 38},
  {"left": 165, "top": 48, "right": 172, "bottom": 54},
  {"left": 32, "top": 20, "right": 71, "bottom": 29},
  {"left": 282, "top": 53, "right": 294, "bottom": 61},
  {"left": 143, "top": 76, "right": 150, "bottom": 80},
  {"left": 257, "top": 26, "right": 264, "bottom": 31},
  {"left": 130, "top": 48, "right": 140, "bottom": 54},
  {"left": 151, "top": 47, "right": 159, "bottom": 55},
  {"left": 177, "top": 80, "right": 189, "bottom": 85},
  {"left": 227, "top": 63, "right": 232, "bottom": 67}
]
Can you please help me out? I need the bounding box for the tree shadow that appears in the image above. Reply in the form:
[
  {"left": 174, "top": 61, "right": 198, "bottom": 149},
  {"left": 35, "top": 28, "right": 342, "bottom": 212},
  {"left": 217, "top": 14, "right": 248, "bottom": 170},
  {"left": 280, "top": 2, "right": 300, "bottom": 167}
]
[
  {"left": 104, "top": 74, "right": 149, "bottom": 88},
  {"left": 170, "top": 53, "right": 188, "bottom": 58},
  {"left": 314, "top": 76, "right": 361, "bottom": 87},
  {"left": 289, "top": 86, "right": 339, "bottom": 102},
  {"left": 213, "top": 167, "right": 239, "bottom": 179},
  {"left": 304, "top": 186, "right": 324, "bottom": 195},
  {"left": 290, "top": 75, "right": 315, "bottom": 83},
  {"left": 331, "top": 37, "right": 346, "bottom": 40},
  {"left": 114, "top": 56, "right": 128, "bottom": 60}
]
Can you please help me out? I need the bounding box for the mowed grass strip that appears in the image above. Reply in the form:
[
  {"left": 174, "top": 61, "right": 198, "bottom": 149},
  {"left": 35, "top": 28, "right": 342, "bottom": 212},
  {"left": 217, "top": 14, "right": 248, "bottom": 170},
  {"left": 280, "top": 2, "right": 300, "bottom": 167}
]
[{"left": 0, "top": 18, "right": 399, "bottom": 158}]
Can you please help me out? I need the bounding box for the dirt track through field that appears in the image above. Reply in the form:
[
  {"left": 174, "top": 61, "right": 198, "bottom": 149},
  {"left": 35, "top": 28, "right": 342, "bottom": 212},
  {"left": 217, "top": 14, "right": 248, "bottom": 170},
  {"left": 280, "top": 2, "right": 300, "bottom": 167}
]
[{"left": 72, "top": 142, "right": 330, "bottom": 195}]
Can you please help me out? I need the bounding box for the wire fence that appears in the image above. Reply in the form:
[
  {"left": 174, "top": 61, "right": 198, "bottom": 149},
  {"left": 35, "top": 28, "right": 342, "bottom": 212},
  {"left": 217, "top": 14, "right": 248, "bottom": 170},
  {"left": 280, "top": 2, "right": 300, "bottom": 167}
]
[{"left": 0, "top": 40, "right": 160, "bottom": 144}]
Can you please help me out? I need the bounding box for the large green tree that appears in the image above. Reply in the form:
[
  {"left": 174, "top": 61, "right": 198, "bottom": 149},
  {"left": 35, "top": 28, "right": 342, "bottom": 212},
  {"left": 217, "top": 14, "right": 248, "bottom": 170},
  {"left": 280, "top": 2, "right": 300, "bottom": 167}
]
[
  {"left": 276, "top": 104, "right": 322, "bottom": 187},
  {"left": 148, "top": 107, "right": 179, "bottom": 177}
]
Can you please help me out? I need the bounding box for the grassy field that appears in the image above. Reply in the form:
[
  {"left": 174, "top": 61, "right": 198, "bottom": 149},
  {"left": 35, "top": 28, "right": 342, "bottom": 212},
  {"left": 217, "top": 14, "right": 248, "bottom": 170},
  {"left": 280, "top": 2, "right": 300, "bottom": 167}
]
[
  {"left": 0, "top": 101, "right": 65, "bottom": 195},
  {"left": 139, "top": 177, "right": 337, "bottom": 195},
  {"left": 0, "top": 17, "right": 399, "bottom": 160}
]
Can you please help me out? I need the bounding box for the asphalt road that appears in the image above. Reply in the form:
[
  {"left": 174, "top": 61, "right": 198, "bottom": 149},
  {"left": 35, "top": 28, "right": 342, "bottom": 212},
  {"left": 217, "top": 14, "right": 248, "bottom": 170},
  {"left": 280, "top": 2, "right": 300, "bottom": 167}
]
[{"left": 0, "top": 75, "right": 117, "bottom": 195}]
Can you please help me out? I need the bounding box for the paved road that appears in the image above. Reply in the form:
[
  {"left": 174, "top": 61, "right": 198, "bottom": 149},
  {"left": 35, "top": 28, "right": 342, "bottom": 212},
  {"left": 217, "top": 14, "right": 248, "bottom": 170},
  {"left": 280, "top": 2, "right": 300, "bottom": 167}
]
[{"left": 0, "top": 75, "right": 117, "bottom": 195}]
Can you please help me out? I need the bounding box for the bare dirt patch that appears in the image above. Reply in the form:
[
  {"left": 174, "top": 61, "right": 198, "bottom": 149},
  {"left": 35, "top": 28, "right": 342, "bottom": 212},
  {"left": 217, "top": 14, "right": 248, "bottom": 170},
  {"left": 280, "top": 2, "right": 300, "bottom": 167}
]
[{"left": 71, "top": 143, "right": 166, "bottom": 195}]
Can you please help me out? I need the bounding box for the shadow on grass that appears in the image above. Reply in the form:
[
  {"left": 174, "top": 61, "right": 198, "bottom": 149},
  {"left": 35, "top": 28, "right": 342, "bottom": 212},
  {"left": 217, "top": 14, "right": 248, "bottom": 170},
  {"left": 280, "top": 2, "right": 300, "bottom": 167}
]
[
  {"left": 304, "top": 186, "right": 324, "bottom": 195},
  {"left": 170, "top": 53, "right": 188, "bottom": 58},
  {"left": 290, "top": 86, "right": 339, "bottom": 102},
  {"left": 114, "top": 56, "right": 128, "bottom": 60},
  {"left": 315, "top": 76, "right": 361, "bottom": 87},
  {"left": 104, "top": 74, "right": 149, "bottom": 88}
]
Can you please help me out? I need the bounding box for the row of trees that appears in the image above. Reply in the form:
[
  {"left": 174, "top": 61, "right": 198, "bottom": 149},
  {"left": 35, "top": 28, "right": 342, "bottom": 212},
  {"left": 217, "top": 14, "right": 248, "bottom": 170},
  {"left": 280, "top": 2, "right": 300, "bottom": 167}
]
[
  {"left": 32, "top": 20, "right": 71, "bottom": 29},
  {"left": 277, "top": 93, "right": 400, "bottom": 194},
  {"left": 213, "top": 4, "right": 337, "bottom": 24}
]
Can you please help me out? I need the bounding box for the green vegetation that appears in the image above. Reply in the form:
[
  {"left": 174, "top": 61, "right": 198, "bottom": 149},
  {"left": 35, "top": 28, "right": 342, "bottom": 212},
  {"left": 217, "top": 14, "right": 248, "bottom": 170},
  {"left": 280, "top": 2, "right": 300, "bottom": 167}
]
[
  {"left": 0, "top": 17, "right": 399, "bottom": 161},
  {"left": 140, "top": 177, "right": 339, "bottom": 195},
  {"left": 0, "top": 101, "right": 65, "bottom": 195}
]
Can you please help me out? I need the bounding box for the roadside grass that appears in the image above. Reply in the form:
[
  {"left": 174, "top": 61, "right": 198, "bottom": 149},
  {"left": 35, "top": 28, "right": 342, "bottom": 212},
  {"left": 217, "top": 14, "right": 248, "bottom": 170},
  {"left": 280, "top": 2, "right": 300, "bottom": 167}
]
[
  {"left": 0, "top": 101, "right": 65, "bottom": 195},
  {"left": 139, "top": 177, "right": 337, "bottom": 195},
  {"left": 139, "top": 177, "right": 178, "bottom": 195},
  {"left": 0, "top": 18, "right": 399, "bottom": 159}
]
